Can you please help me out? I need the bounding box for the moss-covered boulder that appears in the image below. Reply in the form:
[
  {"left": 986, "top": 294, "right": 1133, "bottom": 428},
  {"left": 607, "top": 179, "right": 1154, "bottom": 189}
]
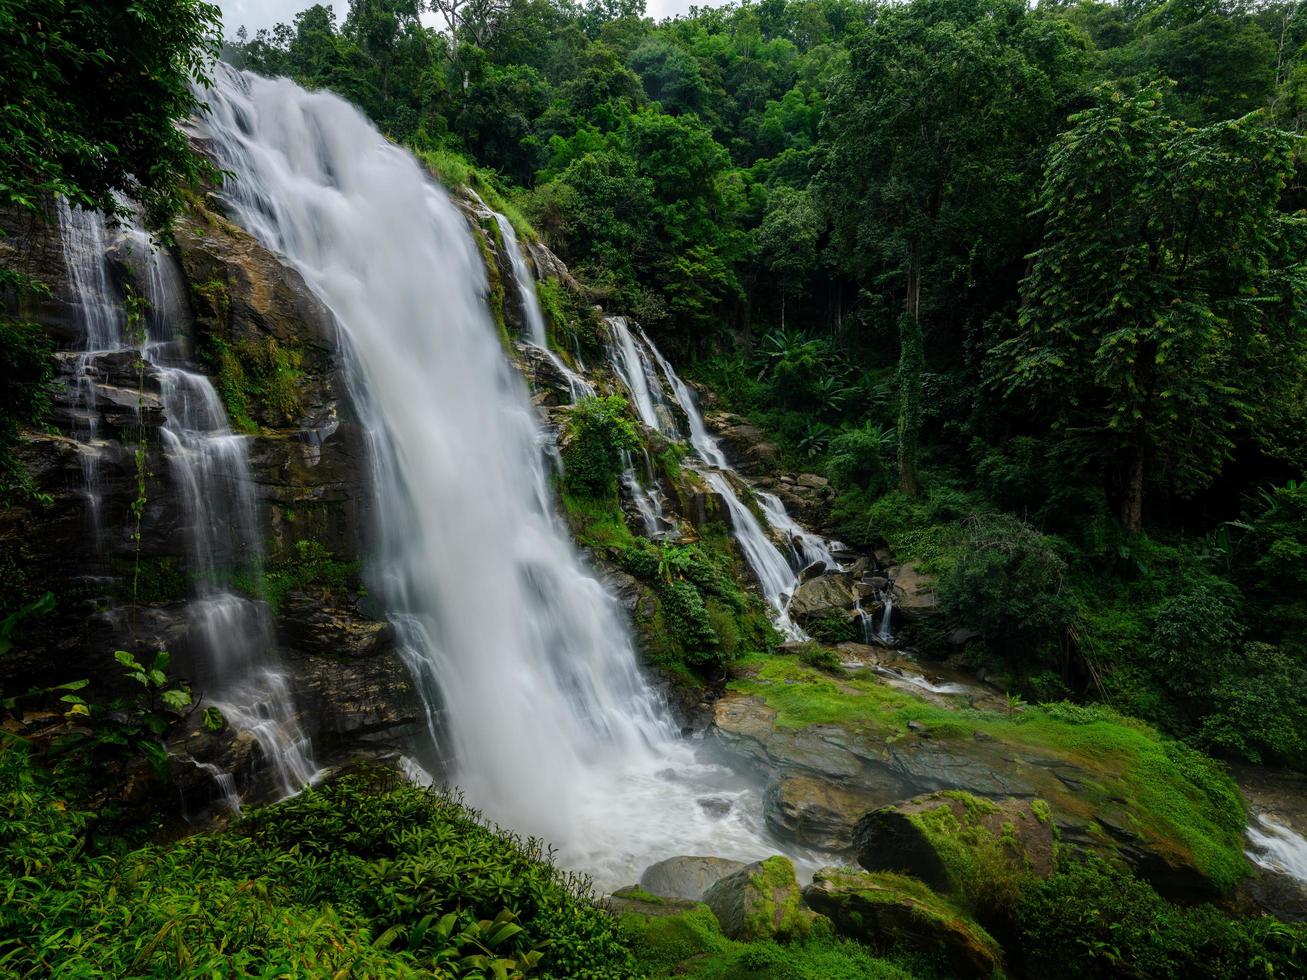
[
  {"left": 803, "top": 867, "right": 1002, "bottom": 978},
  {"left": 702, "top": 856, "right": 818, "bottom": 941},
  {"left": 854, "top": 792, "right": 1056, "bottom": 919}
]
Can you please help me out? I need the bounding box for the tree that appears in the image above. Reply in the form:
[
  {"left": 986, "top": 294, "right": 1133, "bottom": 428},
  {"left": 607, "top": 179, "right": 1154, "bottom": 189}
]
[
  {"left": 756, "top": 187, "right": 821, "bottom": 327},
  {"left": 0, "top": 0, "right": 222, "bottom": 240},
  {"left": 819, "top": 0, "right": 1086, "bottom": 495},
  {"left": 1001, "top": 83, "right": 1306, "bottom": 533}
]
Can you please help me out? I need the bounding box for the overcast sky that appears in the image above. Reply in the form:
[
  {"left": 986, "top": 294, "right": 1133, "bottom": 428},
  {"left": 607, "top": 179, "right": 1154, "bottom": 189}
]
[{"left": 216, "top": 0, "right": 718, "bottom": 38}]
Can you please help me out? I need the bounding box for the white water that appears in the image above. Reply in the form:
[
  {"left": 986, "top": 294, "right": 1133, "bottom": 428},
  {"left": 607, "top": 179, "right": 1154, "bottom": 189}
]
[
  {"left": 604, "top": 316, "right": 817, "bottom": 637},
  {"left": 55, "top": 204, "right": 315, "bottom": 801},
  {"left": 481, "top": 198, "right": 592, "bottom": 401},
  {"left": 196, "top": 66, "right": 789, "bottom": 884},
  {"left": 1247, "top": 814, "right": 1307, "bottom": 885},
  {"left": 757, "top": 490, "right": 839, "bottom": 570}
]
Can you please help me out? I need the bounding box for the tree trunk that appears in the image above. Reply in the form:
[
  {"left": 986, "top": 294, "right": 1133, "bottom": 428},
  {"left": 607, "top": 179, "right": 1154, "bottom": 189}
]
[
  {"left": 1122, "top": 421, "right": 1146, "bottom": 535},
  {"left": 897, "top": 255, "right": 923, "bottom": 497}
]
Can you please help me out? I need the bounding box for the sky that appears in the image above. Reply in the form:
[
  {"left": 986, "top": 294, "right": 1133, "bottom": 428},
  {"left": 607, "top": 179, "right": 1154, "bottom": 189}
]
[{"left": 215, "top": 0, "right": 719, "bottom": 38}]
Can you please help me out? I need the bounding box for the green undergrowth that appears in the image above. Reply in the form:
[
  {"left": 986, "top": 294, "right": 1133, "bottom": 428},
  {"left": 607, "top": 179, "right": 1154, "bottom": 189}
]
[
  {"left": 0, "top": 751, "right": 633, "bottom": 977},
  {"left": 416, "top": 147, "right": 535, "bottom": 242},
  {"left": 254, "top": 539, "right": 361, "bottom": 614},
  {"left": 731, "top": 656, "right": 1247, "bottom": 893},
  {"left": 563, "top": 483, "right": 777, "bottom": 679},
  {"left": 468, "top": 216, "right": 513, "bottom": 351},
  {"left": 204, "top": 334, "right": 304, "bottom": 434},
  {"left": 620, "top": 903, "right": 927, "bottom": 979}
]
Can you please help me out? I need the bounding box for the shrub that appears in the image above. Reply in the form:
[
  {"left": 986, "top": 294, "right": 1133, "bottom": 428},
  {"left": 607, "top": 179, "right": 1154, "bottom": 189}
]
[
  {"left": 1015, "top": 856, "right": 1307, "bottom": 979},
  {"left": 938, "top": 513, "right": 1074, "bottom": 666},
  {"left": 561, "top": 395, "right": 639, "bottom": 498},
  {"left": 826, "top": 423, "right": 892, "bottom": 493},
  {"left": 0, "top": 754, "right": 636, "bottom": 978}
]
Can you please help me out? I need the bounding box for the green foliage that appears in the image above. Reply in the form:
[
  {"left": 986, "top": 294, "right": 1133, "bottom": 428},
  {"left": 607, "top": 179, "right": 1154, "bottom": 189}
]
[
  {"left": 996, "top": 81, "right": 1306, "bottom": 532},
  {"left": 938, "top": 513, "right": 1075, "bottom": 666},
  {"left": 35, "top": 649, "right": 193, "bottom": 781},
  {"left": 206, "top": 335, "right": 305, "bottom": 434},
  {"left": 0, "top": 320, "right": 54, "bottom": 503},
  {"left": 561, "top": 395, "right": 640, "bottom": 498},
  {"left": 1015, "top": 856, "right": 1307, "bottom": 979},
  {"left": 257, "top": 539, "right": 362, "bottom": 615},
  {"left": 0, "top": 0, "right": 220, "bottom": 233},
  {"left": 620, "top": 902, "right": 921, "bottom": 979},
  {"left": 0, "top": 758, "right": 636, "bottom": 977}
]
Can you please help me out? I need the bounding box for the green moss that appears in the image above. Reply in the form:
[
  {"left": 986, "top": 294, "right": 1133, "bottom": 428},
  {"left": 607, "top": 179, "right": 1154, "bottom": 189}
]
[
  {"left": 906, "top": 794, "right": 1032, "bottom": 917},
  {"left": 470, "top": 218, "right": 513, "bottom": 351},
  {"left": 731, "top": 656, "right": 1248, "bottom": 893},
  {"left": 1030, "top": 799, "right": 1053, "bottom": 825},
  {"left": 414, "top": 148, "right": 536, "bottom": 241},
  {"left": 204, "top": 335, "right": 304, "bottom": 434},
  {"left": 112, "top": 556, "right": 189, "bottom": 604},
  {"left": 620, "top": 903, "right": 918, "bottom": 979},
  {"left": 743, "top": 856, "right": 816, "bottom": 941}
]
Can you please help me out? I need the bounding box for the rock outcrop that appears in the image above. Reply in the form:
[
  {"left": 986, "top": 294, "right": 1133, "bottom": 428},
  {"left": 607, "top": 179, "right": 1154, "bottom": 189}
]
[
  {"left": 803, "top": 867, "right": 1003, "bottom": 978},
  {"left": 701, "top": 856, "right": 817, "bottom": 941},
  {"left": 639, "top": 855, "right": 748, "bottom": 902}
]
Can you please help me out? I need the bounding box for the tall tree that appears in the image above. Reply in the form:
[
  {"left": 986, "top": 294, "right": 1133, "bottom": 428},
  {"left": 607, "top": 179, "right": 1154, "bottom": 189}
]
[
  {"left": 819, "top": 0, "right": 1086, "bottom": 494},
  {"left": 1000, "top": 83, "right": 1306, "bottom": 533}
]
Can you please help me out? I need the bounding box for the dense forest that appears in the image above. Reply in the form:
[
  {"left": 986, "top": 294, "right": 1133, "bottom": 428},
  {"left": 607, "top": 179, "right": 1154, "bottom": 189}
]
[
  {"left": 225, "top": 0, "right": 1307, "bottom": 768},
  {"left": 3, "top": 0, "right": 1307, "bottom": 976}
]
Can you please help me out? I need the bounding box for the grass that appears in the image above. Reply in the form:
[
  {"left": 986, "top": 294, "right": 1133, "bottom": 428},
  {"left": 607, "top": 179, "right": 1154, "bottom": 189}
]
[{"left": 729, "top": 656, "right": 1248, "bottom": 893}]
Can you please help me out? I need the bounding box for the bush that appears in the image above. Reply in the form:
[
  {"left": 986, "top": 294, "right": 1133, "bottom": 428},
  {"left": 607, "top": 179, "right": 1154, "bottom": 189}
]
[
  {"left": 938, "top": 513, "right": 1075, "bottom": 665},
  {"left": 561, "top": 395, "right": 639, "bottom": 498},
  {"left": 0, "top": 319, "right": 53, "bottom": 502},
  {"left": 826, "top": 423, "right": 892, "bottom": 494},
  {"left": 1015, "top": 856, "right": 1307, "bottom": 979},
  {"left": 0, "top": 752, "right": 635, "bottom": 978}
]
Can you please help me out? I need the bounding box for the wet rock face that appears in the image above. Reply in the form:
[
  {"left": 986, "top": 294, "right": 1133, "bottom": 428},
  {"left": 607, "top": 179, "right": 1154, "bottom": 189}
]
[
  {"left": 711, "top": 689, "right": 1221, "bottom": 898},
  {"left": 803, "top": 867, "right": 1003, "bottom": 979},
  {"left": 702, "top": 411, "right": 780, "bottom": 475},
  {"left": 1, "top": 196, "right": 405, "bottom": 790}
]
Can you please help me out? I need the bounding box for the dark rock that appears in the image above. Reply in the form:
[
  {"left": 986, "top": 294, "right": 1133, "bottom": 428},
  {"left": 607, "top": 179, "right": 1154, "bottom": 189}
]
[
  {"left": 803, "top": 867, "right": 1003, "bottom": 979},
  {"left": 764, "top": 773, "right": 889, "bottom": 851}
]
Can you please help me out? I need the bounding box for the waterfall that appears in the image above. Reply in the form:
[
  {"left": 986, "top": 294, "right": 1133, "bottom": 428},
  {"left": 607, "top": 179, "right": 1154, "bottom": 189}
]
[
  {"left": 196, "top": 66, "right": 786, "bottom": 884},
  {"left": 55, "top": 203, "right": 316, "bottom": 801},
  {"left": 1247, "top": 814, "right": 1307, "bottom": 885},
  {"left": 483, "top": 199, "right": 593, "bottom": 401},
  {"left": 878, "top": 593, "right": 895, "bottom": 643},
  {"left": 756, "top": 490, "right": 840, "bottom": 570},
  {"left": 604, "top": 316, "right": 818, "bottom": 637}
]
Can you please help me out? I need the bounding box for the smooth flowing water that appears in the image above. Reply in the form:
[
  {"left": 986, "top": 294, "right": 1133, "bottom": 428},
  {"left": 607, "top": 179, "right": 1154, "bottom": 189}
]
[
  {"left": 481, "top": 199, "right": 593, "bottom": 401},
  {"left": 604, "top": 315, "right": 819, "bottom": 637},
  {"left": 196, "top": 66, "right": 791, "bottom": 884},
  {"left": 1247, "top": 814, "right": 1307, "bottom": 885},
  {"left": 56, "top": 203, "right": 315, "bottom": 802}
]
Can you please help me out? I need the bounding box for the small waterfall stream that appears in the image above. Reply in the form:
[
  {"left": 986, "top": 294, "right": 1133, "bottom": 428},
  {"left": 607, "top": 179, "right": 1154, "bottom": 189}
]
[
  {"left": 196, "top": 66, "right": 793, "bottom": 885},
  {"left": 56, "top": 203, "right": 316, "bottom": 804},
  {"left": 603, "top": 315, "right": 840, "bottom": 639},
  {"left": 1247, "top": 814, "right": 1307, "bottom": 886}
]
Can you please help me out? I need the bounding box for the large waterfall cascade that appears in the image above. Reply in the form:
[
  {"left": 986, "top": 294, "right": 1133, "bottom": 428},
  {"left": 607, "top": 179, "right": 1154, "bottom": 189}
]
[
  {"left": 55, "top": 202, "right": 317, "bottom": 803},
  {"left": 194, "top": 66, "right": 810, "bottom": 884}
]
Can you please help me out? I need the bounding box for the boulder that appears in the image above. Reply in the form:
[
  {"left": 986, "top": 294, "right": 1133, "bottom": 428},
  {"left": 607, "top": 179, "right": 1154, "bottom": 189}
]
[
  {"left": 703, "top": 411, "right": 780, "bottom": 474},
  {"left": 803, "top": 867, "right": 1003, "bottom": 979},
  {"left": 639, "top": 856, "right": 748, "bottom": 901},
  {"left": 854, "top": 793, "right": 1056, "bottom": 915},
  {"left": 702, "top": 856, "right": 817, "bottom": 941},
  {"left": 892, "top": 561, "right": 940, "bottom": 621},
  {"left": 788, "top": 572, "right": 859, "bottom": 620},
  {"left": 764, "top": 774, "right": 888, "bottom": 851}
]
